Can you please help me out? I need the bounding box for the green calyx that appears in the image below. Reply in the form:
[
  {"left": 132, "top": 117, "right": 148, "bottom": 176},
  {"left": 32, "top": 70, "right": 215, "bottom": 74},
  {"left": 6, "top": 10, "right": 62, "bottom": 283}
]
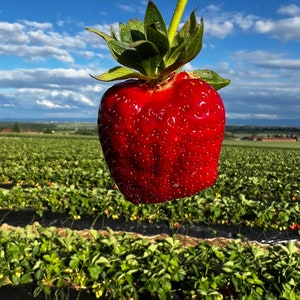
[{"left": 86, "top": 0, "right": 230, "bottom": 90}]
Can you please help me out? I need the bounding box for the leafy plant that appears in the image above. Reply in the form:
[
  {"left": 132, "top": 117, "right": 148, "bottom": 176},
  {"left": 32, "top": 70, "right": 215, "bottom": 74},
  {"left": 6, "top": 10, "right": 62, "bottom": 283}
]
[
  {"left": 1, "top": 136, "right": 300, "bottom": 233},
  {"left": 1, "top": 225, "right": 300, "bottom": 298}
]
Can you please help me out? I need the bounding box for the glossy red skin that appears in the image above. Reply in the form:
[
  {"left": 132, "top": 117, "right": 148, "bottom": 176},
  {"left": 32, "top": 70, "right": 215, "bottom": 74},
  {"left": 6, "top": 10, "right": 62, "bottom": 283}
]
[{"left": 98, "top": 71, "right": 225, "bottom": 204}]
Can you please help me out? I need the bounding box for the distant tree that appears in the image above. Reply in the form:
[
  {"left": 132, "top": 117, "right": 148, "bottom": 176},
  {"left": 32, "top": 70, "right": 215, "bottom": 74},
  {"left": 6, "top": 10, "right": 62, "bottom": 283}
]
[
  {"left": 12, "top": 122, "right": 21, "bottom": 132},
  {"left": 73, "top": 128, "right": 98, "bottom": 136},
  {"left": 44, "top": 128, "right": 53, "bottom": 134}
]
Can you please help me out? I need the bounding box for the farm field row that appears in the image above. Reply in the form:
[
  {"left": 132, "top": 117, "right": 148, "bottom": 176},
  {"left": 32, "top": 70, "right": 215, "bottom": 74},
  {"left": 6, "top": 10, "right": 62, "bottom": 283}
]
[
  {"left": 0, "top": 136, "right": 300, "bottom": 231},
  {"left": 0, "top": 224, "right": 300, "bottom": 299},
  {"left": 1, "top": 135, "right": 300, "bottom": 298}
]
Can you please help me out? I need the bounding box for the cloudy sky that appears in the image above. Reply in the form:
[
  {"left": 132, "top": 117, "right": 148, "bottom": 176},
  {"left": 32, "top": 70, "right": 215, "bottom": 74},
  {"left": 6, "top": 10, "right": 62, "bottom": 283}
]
[{"left": 0, "top": 0, "right": 299, "bottom": 125}]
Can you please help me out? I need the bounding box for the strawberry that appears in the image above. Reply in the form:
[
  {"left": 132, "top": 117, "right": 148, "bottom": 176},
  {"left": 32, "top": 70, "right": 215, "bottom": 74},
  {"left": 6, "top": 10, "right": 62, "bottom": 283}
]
[{"left": 87, "top": 0, "right": 230, "bottom": 204}]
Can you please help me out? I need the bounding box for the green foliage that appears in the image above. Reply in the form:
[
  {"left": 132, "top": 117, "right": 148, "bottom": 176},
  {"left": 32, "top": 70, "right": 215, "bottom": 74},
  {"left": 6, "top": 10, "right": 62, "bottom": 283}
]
[
  {"left": 86, "top": 1, "right": 230, "bottom": 89},
  {"left": 1, "top": 136, "right": 300, "bottom": 297},
  {"left": 86, "top": 1, "right": 203, "bottom": 81},
  {"left": 0, "top": 136, "right": 300, "bottom": 231},
  {"left": 1, "top": 225, "right": 300, "bottom": 299}
]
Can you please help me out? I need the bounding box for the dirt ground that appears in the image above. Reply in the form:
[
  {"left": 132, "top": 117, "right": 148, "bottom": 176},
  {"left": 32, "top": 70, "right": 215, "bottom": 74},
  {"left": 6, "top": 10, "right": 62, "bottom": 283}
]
[{"left": 2, "top": 222, "right": 294, "bottom": 250}]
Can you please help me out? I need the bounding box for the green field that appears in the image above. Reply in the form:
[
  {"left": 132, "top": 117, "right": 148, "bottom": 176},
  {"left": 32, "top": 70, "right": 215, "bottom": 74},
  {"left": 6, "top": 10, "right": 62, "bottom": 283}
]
[
  {"left": 223, "top": 139, "right": 300, "bottom": 149},
  {"left": 1, "top": 134, "right": 300, "bottom": 298},
  {"left": 1, "top": 135, "right": 299, "bottom": 229}
]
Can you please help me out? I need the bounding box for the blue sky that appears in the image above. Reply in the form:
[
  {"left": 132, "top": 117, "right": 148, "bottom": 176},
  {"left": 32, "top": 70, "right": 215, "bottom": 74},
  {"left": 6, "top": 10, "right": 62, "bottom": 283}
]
[{"left": 0, "top": 0, "right": 299, "bottom": 125}]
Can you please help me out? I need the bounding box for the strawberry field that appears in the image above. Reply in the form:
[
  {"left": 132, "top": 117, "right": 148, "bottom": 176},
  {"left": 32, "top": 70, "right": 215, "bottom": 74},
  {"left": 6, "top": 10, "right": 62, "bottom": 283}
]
[{"left": 1, "top": 135, "right": 300, "bottom": 299}]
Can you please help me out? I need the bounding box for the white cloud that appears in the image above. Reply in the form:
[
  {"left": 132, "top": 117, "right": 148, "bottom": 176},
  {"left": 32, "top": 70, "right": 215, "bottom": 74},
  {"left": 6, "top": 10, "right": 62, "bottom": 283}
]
[
  {"left": 0, "top": 44, "right": 74, "bottom": 63},
  {"left": 22, "top": 20, "right": 52, "bottom": 30},
  {"left": 0, "top": 20, "right": 87, "bottom": 63},
  {"left": 37, "top": 99, "right": 71, "bottom": 109},
  {"left": 233, "top": 50, "right": 300, "bottom": 73},
  {"left": 233, "top": 13, "right": 258, "bottom": 30},
  {"left": 205, "top": 19, "right": 234, "bottom": 39},
  {"left": 117, "top": 4, "right": 136, "bottom": 13},
  {"left": 0, "top": 68, "right": 91, "bottom": 88},
  {"left": 202, "top": 4, "right": 300, "bottom": 42},
  {"left": 0, "top": 68, "right": 107, "bottom": 120},
  {"left": 116, "top": 2, "right": 147, "bottom": 15},
  {"left": 201, "top": 5, "right": 235, "bottom": 38},
  {"left": 27, "top": 29, "right": 85, "bottom": 48},
  {"left": 254, "top": 4, "right": 300, "bottom": 41},
  {"left": 278, "top": 4, "right": 300, "bottom": 17},
  {"left": 205, "top": 5, "right": 220, "bottom": 13},
  {"left": 0, "top": 22, "right": 28, "bottom": 44},
  {"left": 255, "top": 17, "right": 300, "bottom": 41},
  {"left": 201, "top": 6, "right": 258, "bottom": 39},
  {"left": 256, "top": 58, "right": 300, "bottom": 69},
  {"left": 219, "top": 50, "right": 300, "bottom": 122},
  {"left": 226, "top": 113, "right": 279, "bottom": 120}
]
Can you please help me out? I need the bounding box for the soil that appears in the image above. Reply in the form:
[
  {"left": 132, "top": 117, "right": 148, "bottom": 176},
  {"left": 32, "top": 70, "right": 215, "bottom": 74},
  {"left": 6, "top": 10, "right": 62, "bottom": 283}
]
[
  {"left": 2, "top": 222, "right": 300, "bottom": 251},
  {"left": 1, "top": 208, "right": 300, "bottom": 245},
  {"left": 0, "top": 222, "right": 225, "bottom": 248}
]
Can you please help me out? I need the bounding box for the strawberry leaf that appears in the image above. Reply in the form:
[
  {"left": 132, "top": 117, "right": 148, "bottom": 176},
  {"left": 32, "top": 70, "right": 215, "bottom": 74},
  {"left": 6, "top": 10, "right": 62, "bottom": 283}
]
[
  {"left": 144, "top": 0, "right": 168, "bottom": 35},
  {"left": 144, "top": 0, "right": 169, "bottom": 63},
  {"left": 87, "top": 0, "right": 230, "bottom": 88},
  {"left": 130, "top": 40, "right": 160, "bottom": 77},
  {"left": 86, "top": 27, "right": 119, "bottom": 62},
  {"left": 145, "top": 25, "right": 169, "bottom": 57},
  {"left": 120, "top": 20, "right": 145, "bottom": 43},
  {"left": 175, "top": 10, "right": 198, "bottom": 46},
  {"left": 86, "top": 27, "right": 114, "bottom": 43},
  {"left": 110, "top": 25, "right": 118, "bottom": 40},
  {"left": 192, "top": 69, "right": 231, "bottom": 90},
  {"left": 162, "top": 13, "right": 203, "bottom": 75},
  {"left": 90, "top": 66, "right": 146, "bottom": 81},
  {"left": 108, "top": 41, "right": 145, "bottom": 74},
  {"left": 119, "top": 22, "right": 133, "bottom": 44},
  {"left": 178, "top": 18, "right": 203, "bottom": 63}
]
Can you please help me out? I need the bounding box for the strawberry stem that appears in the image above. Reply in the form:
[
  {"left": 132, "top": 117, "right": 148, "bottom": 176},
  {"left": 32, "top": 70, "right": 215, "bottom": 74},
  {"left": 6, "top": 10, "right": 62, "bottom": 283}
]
[{"left": 168, "top": 0, "right": 188, "bottom": 46}]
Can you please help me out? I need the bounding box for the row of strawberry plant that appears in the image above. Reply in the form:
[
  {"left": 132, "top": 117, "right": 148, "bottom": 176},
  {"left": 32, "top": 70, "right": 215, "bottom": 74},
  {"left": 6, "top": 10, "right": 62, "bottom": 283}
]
[
  {"left": 0, "top": 137, "right": 112, "bottom": 189},
  {"left": 0, "top": 136, "right": 300, "bottom": 231},
  {"left": 216, "top": 145, "right": 300, "bottom": 202},
  {"left": 1, "top": 224, "right": 300, "bottom": 299},
  {"left": 1, "top": 184, "right": 300, "bottom": 232},
  {"left": 1, "top": 137, "right": 299, "bottom": 202}
]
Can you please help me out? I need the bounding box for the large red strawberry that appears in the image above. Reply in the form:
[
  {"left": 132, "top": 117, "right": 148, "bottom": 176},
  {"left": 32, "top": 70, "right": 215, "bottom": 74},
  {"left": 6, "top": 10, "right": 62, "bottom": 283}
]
[{"left": 87, "top": 0, "right": 230, "bottom": 204}]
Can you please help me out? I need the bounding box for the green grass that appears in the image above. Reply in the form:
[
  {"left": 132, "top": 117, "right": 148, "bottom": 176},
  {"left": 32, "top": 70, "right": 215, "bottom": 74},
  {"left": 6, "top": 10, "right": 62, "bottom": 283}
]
[{"left": 223, "top": 139, "right": 300, "bottom": 149}]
